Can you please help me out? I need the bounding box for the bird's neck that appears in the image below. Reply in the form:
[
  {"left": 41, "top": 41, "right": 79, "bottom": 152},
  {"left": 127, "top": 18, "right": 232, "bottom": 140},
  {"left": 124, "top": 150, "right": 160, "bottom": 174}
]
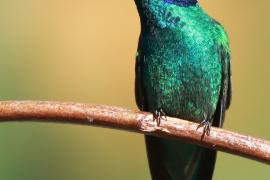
[
  {"left": 135, "top": 0, "right": 198, "bottom": 8},
  {"left": 135, "top": 0, "right": 199, "bottom": 29},
  {"left": 164, "top": 0, "right": 198, "bottom": 7}
]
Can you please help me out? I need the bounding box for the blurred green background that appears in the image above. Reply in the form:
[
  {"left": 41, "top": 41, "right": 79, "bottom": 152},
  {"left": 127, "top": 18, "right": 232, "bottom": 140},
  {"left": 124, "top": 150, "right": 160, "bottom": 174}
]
[{"left": 0, "top": 0, "right": 269, "bottom": 179}]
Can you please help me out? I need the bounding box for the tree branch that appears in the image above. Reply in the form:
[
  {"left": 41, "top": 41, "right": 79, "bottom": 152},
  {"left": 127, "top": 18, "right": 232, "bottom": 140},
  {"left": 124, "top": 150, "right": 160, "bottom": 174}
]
[{"left": 0, "top": 101, "right": 269, "bottom": 164}]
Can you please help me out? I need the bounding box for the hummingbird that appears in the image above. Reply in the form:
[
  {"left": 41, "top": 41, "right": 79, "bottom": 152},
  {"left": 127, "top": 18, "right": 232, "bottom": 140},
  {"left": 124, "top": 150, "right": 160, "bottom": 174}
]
[{"left": 134, "top": 0, "right": 231, "bottom": 180}]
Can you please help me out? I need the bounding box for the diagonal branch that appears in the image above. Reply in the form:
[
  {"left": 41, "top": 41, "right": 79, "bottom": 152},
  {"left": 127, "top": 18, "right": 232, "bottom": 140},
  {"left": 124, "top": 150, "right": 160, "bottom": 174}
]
[{"left": 0, "top": 101, "right": 269, "bottom": 164}]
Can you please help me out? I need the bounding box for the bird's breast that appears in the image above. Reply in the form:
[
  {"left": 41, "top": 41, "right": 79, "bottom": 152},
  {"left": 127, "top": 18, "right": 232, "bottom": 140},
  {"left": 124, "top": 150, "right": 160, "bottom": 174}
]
[{"left": 141, "top": 34, "right": 222, "bottom": 121}]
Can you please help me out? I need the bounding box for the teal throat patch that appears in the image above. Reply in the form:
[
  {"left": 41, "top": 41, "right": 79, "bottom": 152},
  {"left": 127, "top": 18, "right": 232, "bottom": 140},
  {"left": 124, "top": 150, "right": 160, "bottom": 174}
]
[{"left": 164, "top": 0, "right": 198, "bottom": 7}]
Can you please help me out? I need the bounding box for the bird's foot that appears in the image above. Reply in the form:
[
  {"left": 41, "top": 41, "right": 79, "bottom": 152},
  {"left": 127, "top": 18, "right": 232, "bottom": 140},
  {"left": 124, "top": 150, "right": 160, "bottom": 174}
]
[
  {"left": 153, "top": 108, "right": 167, "bottom": 126},
  {"left": 197, "top": 119, "right": 212, "bottom": 137}
]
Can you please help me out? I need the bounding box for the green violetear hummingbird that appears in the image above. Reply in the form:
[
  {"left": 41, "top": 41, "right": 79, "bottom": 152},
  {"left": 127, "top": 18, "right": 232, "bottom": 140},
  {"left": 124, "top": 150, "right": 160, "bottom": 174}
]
[{"left": 134, "top": 0, "right": 231, "bottom": 179}]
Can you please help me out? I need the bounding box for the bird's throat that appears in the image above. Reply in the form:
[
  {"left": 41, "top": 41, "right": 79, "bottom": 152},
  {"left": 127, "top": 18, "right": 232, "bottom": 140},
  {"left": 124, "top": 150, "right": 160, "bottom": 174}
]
[{"left": 164, "top": 0, "right": 198, "bottom": 7}]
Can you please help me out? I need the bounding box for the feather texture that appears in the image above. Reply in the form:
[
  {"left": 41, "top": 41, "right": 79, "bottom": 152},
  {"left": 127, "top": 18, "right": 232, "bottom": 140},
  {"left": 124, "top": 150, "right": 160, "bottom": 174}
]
[{"left": 135, "top": 1, "right": 231, "bottom": 179}]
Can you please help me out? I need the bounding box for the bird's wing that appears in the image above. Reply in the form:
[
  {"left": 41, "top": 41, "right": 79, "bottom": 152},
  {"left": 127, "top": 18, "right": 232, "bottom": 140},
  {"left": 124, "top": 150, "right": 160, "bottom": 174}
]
[
  {"left": 135, "top": 51, "right": 147, "bottom": 111},
  {"left": 212, "top": 29, "right": 232, "bottom": 128}
]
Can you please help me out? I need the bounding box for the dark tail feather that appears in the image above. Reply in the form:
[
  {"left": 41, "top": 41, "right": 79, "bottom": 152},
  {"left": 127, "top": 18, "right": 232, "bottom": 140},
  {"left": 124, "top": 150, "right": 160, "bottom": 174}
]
[
  {"left": 145, "top": 135, "right": 217, "bottom": 180},
  {"left": 145, "top": 135, "right": 171, "bottom": 180},
  {"left": 195, "top": 149, "right": 217, "bottom": 180}
]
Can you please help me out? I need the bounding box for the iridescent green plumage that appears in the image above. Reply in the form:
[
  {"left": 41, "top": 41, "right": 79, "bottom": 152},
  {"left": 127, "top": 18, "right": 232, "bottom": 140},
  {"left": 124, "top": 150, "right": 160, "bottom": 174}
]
[{"left": 135, "top": 0, "right": 231, "bottom": 179}]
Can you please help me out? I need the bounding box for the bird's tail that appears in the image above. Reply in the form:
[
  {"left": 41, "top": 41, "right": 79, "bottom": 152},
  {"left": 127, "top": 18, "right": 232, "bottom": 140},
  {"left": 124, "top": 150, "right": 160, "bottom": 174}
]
[{"left": 145, "top": 136, "right": 217, "bottom": 180}]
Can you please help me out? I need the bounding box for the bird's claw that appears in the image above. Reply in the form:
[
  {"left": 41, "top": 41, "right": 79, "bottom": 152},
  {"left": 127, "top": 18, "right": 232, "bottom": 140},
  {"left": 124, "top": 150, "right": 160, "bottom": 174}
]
[
  {"left": 197, "top": 119, "right": 212, "bottom": 136},
  {"left": 153, "top": 108, "right": 167, "bottom": 126}
]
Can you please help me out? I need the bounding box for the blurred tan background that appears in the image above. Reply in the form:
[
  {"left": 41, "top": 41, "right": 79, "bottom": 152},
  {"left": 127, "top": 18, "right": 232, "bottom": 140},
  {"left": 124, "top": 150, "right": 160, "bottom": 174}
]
[{"left": 0, "top": 0, "right": 269, "bottom": 179}]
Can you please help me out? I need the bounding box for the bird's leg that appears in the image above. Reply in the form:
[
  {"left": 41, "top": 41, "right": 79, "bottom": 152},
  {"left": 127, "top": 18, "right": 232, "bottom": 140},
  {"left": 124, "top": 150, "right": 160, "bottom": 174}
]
[
  {"left": 197, "top": 113, "right": 212, "bottom": 137},
  {"left": 153, "top": 108, "right": 167, "bottom": 126}
]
